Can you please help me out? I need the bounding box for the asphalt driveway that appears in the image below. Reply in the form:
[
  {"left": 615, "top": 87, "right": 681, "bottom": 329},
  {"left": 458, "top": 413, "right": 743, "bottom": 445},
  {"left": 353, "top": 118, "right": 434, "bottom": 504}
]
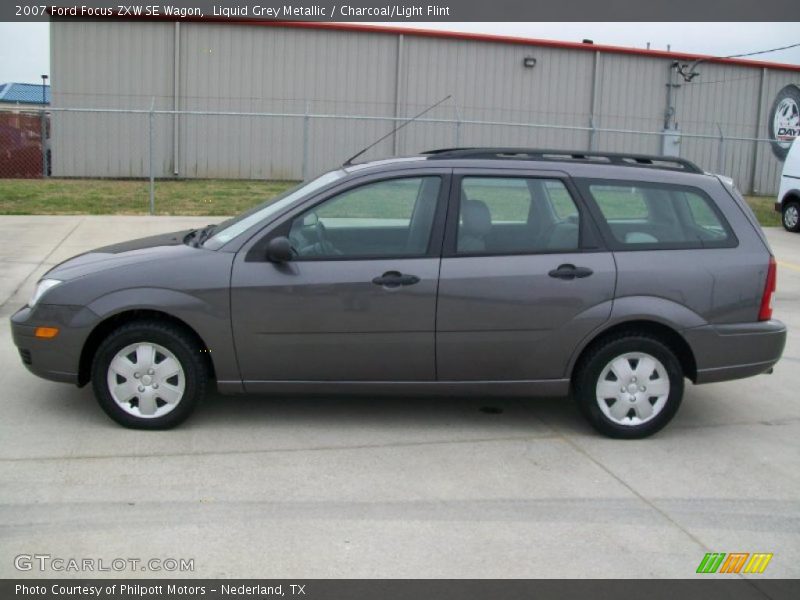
[{"left": 0, "top": 216, "right": 798, "bottom": 579}]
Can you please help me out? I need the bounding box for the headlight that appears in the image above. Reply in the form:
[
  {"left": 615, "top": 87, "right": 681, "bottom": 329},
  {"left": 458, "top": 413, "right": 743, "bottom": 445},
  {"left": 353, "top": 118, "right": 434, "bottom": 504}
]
[{"left": 28, "top": 279, "right": 62, "bottom": 308}]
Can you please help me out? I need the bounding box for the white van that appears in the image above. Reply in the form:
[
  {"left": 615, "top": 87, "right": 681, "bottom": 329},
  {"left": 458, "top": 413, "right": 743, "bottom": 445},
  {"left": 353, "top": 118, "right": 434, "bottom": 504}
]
[{"left": 777, "top": 138, "right": 800, "bottom": 232}]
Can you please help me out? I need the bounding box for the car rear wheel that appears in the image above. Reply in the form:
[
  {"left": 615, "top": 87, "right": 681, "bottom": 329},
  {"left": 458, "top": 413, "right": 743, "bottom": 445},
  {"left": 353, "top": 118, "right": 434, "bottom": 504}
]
[
  {"left": 782, "top": 201, "right": 800, "bottom": 232},
  {"left": 574, "top": 334, "right": 684, "bottom": 439},
  {"left": 91, "top": 321, "right": 206, "bottom": 429}
]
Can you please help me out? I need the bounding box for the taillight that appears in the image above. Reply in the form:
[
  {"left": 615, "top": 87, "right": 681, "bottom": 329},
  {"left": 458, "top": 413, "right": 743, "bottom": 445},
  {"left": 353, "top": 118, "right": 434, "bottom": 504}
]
[{"left": 758, "top": 256, "right": 777, "bottom": 321}]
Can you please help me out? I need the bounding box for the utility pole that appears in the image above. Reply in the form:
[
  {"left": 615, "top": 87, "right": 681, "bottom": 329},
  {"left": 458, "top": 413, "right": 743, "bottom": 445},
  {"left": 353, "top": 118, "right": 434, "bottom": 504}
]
[{"left": 40, "top": 74, "right": 48, "bottom": 177}]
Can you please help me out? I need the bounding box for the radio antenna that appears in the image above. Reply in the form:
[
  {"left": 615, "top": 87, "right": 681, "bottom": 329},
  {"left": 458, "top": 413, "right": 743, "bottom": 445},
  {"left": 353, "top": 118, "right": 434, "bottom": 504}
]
[{"left": 342, "top": 95, "right": 452, "bottom": 166}]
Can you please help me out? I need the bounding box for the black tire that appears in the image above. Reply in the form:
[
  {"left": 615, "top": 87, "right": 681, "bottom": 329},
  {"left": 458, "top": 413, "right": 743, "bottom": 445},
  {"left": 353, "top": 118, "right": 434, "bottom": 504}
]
[
  {"left": 573, "top": 333, "right": 684, "bottom": 439},
  {"left": 768, "top": 84, "right": 800, "bottom": 160},
  {"left": 782, "top": 200, "right": 800, "bottom": 233},
  {"left": 91, "top": 320, "right": 207, "bottom": 429}
]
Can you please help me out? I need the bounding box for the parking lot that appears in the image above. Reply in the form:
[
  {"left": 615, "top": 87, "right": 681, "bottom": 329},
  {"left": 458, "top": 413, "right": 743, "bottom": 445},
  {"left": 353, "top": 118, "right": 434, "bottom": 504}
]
[{"left": 0, "top": 215, "right": 798, "bottom": 579}]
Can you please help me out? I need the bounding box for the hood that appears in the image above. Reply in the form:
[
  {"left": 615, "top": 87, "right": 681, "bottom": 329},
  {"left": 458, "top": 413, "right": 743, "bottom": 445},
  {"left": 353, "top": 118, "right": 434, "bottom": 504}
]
[
  {"left": 91, "top": 229, "right": 193, "bottom": 254},
  {"left": 45, "top": 229, "right": 199, "bottom": 281}
]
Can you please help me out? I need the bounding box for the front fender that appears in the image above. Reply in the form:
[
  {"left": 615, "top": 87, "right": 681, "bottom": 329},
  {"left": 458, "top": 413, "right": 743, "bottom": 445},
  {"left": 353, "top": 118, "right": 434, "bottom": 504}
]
[{"left": 86, "top": 287, "right": 240, "bottom": 385}]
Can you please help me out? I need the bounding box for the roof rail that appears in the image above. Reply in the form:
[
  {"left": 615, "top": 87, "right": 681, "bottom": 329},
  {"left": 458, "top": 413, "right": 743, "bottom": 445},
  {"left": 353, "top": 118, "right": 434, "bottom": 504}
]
[{"left": 421, "top": 148, "right": 704, "bottom": 174}]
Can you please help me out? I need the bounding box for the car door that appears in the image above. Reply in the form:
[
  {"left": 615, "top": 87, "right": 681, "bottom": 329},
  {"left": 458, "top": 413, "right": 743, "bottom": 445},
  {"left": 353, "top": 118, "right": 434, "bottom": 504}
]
[
  {"left": 436, "top": 169, "right": 616, "bottom": 381},
  {"left": 230, "top": 170, "right": 450, "bottom": 387}
]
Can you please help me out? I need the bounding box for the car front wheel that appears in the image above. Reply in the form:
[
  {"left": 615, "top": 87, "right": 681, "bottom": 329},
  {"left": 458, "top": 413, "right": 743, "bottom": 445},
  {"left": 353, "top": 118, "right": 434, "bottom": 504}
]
[
  {"left": 783, "top": 201, "right": 800, "bottom": 232},
  {"left": 574, "top": 334, "right": 684, "bottom": 439},
  {"left": 91, "top": 321, "right": 207, "bottom": 429}
]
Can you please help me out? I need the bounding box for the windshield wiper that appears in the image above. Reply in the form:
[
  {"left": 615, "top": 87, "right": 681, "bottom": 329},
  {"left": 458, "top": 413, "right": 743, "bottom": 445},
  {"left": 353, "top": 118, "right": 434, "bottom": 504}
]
[
  {"left": 183, "top": 224, "right": 217, "bottom": 247},
  {"left": 194, "top": 224, "right": 218, "bottom": 247},
  {"left": 183, "top": 229, "right": 200, "bottom": 245}
]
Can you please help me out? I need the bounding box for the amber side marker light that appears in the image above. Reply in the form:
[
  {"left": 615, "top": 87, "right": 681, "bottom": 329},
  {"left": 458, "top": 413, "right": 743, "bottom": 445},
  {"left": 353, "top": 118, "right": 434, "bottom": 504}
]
[{"left": 35, "top": 327, "right": 59, "bottom": 339}]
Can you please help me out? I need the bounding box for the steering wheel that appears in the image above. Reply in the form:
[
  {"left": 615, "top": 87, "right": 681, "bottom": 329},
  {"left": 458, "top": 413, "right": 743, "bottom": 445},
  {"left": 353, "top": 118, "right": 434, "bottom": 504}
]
[{"left": 315, "top": 221, "right": 342, "bottom": 255}]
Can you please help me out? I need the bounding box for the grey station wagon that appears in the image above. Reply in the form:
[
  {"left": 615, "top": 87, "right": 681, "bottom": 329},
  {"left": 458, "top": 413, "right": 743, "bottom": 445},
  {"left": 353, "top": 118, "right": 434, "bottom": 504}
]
[{"left": 11, "top": 149, "right": 787, "bottom": 438}]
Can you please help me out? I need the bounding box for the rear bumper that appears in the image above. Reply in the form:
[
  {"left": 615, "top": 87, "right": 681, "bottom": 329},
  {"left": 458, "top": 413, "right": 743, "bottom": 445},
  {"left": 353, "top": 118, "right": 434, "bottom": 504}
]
[
  {"left": 775, "top": 201, "right": 782, "bottom": 213},
  {"left": 684, "top": 320, "right": 787, "bottom": 384}
]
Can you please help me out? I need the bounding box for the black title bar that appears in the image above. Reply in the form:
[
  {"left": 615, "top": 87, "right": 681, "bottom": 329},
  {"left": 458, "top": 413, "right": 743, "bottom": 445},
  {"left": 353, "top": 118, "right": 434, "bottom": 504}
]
[
  {"left": 6, "top": 0, "right": 800, "bottom": 22},
  {"left": 4, "top": 579, "right": 800, "bottom": 600}
]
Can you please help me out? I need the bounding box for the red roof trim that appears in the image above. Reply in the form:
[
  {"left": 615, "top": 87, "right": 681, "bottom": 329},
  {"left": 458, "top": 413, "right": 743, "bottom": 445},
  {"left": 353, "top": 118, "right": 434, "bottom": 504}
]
[
  {"left": 253, "top": 21, "right": 800, "bottom": 72},
  {"left": 49, "top": 13, "right": 800, "bottom": 72}
]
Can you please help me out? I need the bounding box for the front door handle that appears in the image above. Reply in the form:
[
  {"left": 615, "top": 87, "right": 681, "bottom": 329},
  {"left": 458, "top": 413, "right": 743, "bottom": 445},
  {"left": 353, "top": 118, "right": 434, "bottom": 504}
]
[
  {"left": 548, "top": 264, "right": 594, "bottom": 280},
  {"left": 372, "top": 271, "right": 421, "bottom": 287}
]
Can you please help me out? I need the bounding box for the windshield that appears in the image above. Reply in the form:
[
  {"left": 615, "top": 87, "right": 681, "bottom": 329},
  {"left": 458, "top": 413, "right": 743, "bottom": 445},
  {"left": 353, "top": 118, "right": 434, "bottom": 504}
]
[{"left": 202, "top": 170, "right": 346, "bottom": 250}]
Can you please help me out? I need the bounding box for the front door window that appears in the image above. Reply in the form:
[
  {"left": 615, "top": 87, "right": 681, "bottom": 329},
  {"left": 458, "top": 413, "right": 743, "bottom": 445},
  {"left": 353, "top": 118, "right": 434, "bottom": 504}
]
[{"left": 287, "top": 176, "right": 442, "bottom": 259}]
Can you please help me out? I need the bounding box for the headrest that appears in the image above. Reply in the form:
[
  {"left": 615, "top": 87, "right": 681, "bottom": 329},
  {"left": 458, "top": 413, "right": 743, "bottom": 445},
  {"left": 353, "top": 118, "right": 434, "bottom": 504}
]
[{"left": 461, "top": 199, "right": 492, "bottom": 236}]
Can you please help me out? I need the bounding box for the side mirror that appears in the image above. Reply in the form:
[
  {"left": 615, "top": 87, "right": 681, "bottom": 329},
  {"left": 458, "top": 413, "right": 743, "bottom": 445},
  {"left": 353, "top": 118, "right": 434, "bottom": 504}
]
[{"left": 266, "top": 236, "right": 294, "bottom": 263}]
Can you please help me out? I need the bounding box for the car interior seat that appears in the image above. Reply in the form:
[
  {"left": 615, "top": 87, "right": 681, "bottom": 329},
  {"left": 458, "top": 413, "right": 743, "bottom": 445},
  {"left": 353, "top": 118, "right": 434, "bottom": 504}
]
[
  {"left": 458, "top": 199, "right": 492, "bottom": 252},
  {"left": 624, "top": 231, "right": 659, "bottom": 244},
  {"left": 545, "top": 222, "right": 580, "bottom": 249},
  {"left": 405, "top": 178, "right": 441, "bottom": 254}
]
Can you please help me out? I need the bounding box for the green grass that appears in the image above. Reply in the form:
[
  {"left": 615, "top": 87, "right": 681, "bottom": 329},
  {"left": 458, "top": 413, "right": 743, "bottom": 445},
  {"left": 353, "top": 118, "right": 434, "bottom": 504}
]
[
  {"left": 745, "top": 195, "right": 781, "bottom": 227},
  {"left": 0, "top": 177, "right": 781, "bottom": 227},
  {"left": 0, "top": 178, "right": 296, "bottom": 216}
]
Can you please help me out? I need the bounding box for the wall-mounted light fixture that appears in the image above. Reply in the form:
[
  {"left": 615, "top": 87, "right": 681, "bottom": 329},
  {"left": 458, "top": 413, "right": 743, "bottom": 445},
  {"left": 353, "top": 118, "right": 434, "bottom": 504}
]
[{"left": 523, "top": 56, "right": 537, "bottom": 69}]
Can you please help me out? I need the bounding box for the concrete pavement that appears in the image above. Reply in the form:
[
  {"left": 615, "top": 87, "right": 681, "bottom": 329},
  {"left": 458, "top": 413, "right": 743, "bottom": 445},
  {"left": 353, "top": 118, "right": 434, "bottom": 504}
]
[{"left": 0, "top": 216, "right": 798, "bottom": 579}]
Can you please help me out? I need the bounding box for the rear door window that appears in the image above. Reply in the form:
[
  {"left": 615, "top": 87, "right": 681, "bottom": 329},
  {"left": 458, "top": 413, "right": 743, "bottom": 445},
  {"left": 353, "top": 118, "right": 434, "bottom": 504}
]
[
  {"left": 581, "top": 181, "right": 736, "bottom": 249},
  {"left": 456, "top": 177, "right": 581, "bottom": 254}
]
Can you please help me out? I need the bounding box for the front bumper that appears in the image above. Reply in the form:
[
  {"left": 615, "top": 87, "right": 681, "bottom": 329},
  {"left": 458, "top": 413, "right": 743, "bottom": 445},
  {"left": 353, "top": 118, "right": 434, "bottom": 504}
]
[
  {"left": 10, "top": 304, "right": 98, "bottom": 385},
  {"left": 684, "top": 319, "right": 787, "bottom": 384}
]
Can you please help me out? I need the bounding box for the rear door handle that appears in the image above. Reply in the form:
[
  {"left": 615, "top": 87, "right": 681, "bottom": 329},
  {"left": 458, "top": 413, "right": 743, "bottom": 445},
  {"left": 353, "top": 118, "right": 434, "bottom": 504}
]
[
  {"left": 548, "top": 264, "right": 593, "bottom": 280},
  {"left": 372, "top": 271, "right": 421, "bottom": 287}
]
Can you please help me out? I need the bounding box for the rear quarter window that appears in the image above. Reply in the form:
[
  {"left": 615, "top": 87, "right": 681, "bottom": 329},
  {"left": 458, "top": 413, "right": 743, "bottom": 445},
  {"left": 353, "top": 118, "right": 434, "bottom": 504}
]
[
  {"left": 591, "top": 186, "right": 649, "bottom": 220},
  {"left": 579, "top": 180, "right": 737, "bottom": 249}
]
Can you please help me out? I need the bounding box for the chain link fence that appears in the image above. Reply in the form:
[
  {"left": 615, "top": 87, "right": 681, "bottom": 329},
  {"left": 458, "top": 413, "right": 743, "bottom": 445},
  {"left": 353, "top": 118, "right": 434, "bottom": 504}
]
[
  {"left": 0, "top": 110, "right": 49, "bottom": 178},
  {"left": 0, "top": 103, "right": 786, "bottom": 214}
]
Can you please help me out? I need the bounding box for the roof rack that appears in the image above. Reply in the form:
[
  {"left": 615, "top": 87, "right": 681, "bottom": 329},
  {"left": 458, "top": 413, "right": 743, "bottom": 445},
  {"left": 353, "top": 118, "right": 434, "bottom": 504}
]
[{"left": 421, "top": 148, "right": 704, "bottom": 174}]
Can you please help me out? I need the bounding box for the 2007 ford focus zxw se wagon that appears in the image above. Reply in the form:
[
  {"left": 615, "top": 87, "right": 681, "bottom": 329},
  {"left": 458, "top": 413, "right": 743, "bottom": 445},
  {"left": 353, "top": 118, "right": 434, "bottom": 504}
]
[{"left": 11, "top": 149, "right": 786, "bottom": 438}]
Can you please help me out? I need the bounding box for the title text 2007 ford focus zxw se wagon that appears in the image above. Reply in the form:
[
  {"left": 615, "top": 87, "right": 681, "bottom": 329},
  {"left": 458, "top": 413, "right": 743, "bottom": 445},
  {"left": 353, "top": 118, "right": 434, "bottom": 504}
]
[{"left": 11, "top": 149, "right": 786, "bottom": 438}]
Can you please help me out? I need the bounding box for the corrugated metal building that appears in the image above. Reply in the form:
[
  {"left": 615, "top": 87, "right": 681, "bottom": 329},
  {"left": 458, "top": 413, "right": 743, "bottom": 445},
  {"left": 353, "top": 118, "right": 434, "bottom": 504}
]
[{"left": 49, "top": 20, "right": 800, "bottom": 194}]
